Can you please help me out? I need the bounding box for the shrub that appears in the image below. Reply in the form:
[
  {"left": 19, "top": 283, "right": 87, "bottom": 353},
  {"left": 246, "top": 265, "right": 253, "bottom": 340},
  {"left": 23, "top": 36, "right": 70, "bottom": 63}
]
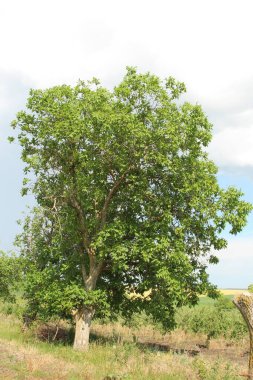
[{"left": 176, "top": 298, "right": 247, "bottom": 346}]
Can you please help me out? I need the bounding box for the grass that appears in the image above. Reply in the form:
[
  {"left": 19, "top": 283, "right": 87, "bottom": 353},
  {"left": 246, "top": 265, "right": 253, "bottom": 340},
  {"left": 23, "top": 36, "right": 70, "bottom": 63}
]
[
  {"left": 199, "top": 289, "right": 247, "bottom": 305},
  {"left": 199, "top": 294, "right": 234, "bottom": 305},
  {"left": 0, "top": 313, "right": 245, "bottom": 380},
  {"left": 0, "top": 291, "right": 248, "bottom": 379},
  {"left": 0, "top": 337, "right": 242, "bottom": 380}
]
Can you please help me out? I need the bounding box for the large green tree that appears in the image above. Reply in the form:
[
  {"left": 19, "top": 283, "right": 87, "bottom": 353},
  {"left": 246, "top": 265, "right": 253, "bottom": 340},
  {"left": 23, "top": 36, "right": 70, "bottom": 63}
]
[{"left": 12, "top": 67, "right": 252, "bottom": 350}]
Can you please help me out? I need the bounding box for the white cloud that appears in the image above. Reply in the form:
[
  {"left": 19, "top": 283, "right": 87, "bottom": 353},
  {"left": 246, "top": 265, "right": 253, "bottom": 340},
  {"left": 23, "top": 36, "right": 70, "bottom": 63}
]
[
  {"left": 208, "top": 238, "right": 253, "bottom": 288},
  {"left": 208, "top": 126, "right": 253, "bottom": 170},
  {"left": 0, "top": 0, "right": 253, "bottom": 93}
]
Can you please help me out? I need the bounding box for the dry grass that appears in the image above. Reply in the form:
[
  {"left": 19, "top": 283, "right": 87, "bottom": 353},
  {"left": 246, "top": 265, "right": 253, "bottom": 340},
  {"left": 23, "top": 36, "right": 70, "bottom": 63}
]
[
  {"left": 0, "top": 340, "right": 80, "bottom": 379},
  {"left": 0, "top": 313, "right": 246, "bottom": 380},
  {"left": 0, "top": 337, "right": 243, "bottom": 380}
]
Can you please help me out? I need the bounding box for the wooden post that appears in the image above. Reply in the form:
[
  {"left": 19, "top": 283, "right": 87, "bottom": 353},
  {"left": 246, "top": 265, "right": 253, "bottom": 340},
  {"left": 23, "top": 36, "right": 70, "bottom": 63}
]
[{"left": 233, "top": 292, "right": 253, "bottom": 379}]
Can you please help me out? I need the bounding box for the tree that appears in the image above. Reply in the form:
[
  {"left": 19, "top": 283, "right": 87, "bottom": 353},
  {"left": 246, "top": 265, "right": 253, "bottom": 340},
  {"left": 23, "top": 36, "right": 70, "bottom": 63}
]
[
  {"left": 12, "top": 67, "right": 252, "bottom": 350},
  {"left": 0, "top": 251, "right": 21, "bottom": 301}
]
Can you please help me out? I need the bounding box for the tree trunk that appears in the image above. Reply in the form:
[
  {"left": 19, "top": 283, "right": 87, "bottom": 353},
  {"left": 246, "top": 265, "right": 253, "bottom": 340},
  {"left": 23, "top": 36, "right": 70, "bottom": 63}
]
[
  {"left": 73, "top": 307, "right": 94, "bottom": 351},
  {"left": 233, "top": 292, "right": 253, "bottom": 379}
]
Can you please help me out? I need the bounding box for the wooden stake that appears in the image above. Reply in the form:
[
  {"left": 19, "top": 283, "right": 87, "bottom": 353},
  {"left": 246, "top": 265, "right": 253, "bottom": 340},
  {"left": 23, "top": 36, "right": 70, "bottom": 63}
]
[{"left": 233, "top": 292, "right": 253, "bottom": 379}]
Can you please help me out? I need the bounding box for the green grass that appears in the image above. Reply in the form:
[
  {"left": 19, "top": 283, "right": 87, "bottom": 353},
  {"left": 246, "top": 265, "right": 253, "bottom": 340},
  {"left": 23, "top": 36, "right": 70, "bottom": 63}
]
[
  {"left": 199, "top": 294, "right": 234, "bottom": 305},
  {"left": 0, "top": 312, "right": 243, "bottom": 380},
  {"left": 0, "top": 291, "right": 246, "bottom": 380}
]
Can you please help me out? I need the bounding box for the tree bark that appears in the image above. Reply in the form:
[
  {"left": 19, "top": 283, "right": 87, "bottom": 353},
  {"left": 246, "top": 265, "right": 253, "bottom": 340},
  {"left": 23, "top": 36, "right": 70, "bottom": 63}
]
[
  {"left": 233, "top": 292, "right": 253, "bottom": 379},
  {"left": 73, "top": 307, "right": 94, "bottom": 351}
]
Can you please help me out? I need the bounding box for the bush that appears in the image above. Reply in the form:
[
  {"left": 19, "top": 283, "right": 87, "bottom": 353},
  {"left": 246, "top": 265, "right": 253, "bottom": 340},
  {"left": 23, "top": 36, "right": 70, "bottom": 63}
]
[
  {"left": 123, "top": 311, "right": 155, "bottom": 329},
  {"left": 176, "top": 297, "right": 247, "bottom": 345}
]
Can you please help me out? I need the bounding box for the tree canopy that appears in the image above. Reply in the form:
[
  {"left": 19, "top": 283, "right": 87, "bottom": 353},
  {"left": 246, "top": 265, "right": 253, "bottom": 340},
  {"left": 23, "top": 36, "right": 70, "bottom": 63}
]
[{"left": 12, "top": 67, "right": 252, "bottom": 350}]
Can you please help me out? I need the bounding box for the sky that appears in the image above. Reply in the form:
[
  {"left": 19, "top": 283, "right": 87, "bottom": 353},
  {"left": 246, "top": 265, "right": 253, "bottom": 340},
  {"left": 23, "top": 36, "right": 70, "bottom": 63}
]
[{"left": 1, "top": 0, "right": 253, "bottom": 288}]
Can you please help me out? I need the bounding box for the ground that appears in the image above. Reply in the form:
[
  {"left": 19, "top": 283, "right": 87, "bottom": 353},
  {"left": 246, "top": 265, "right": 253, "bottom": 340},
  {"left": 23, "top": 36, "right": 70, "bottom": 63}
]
[
  {"left": 0, "top": 313, "right": 248, "bottom": 380},
  {"left": 0, "top": 291, "right": 249, "bottom": 379}
]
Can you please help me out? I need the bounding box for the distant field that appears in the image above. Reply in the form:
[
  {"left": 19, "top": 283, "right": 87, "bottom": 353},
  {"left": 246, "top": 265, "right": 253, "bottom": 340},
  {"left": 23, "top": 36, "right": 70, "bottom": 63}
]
[
  {"left": 199, "top": 289, "right": 247, "bottom": 305},
  {"left": 220, "top": 289, "right": 247, "bottom": 296}
]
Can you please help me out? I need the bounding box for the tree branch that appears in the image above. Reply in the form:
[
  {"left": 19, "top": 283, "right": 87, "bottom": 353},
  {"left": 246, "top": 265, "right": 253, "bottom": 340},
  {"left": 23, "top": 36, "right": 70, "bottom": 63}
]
[
  {"left": 77, "top": 244, "right": 88, "bottom": 284},
  {"left": 85, "top": 258, "right": 105, "bottom": 290},
  {"left": 68, "top": 154, "right": 90, "bottom": 251},
  {"left": 99, "top": 166, "right": 132, "bottom": 230},
  {"left": 69, "top": 196, "right": 90, "bottom": 252}
]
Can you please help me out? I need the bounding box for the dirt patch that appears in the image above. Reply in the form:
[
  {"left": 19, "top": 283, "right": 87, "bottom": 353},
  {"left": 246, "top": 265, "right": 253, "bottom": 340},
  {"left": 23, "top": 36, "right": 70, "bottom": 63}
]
[
  {"left": 91, "top": 324, "right": 249, "bottom": 370},
  {"left": 35, "top": 322, "right": 72, "bottom": 343},
  {"left": 134, "top": 337, "right": 248, "bottom": 367}
]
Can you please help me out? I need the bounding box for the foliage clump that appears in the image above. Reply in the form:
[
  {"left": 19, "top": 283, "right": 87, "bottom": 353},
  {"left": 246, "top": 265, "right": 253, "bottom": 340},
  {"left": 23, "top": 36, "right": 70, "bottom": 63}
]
[{"left": 0, "top": 251, "right": 21, "bottom": 302}]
